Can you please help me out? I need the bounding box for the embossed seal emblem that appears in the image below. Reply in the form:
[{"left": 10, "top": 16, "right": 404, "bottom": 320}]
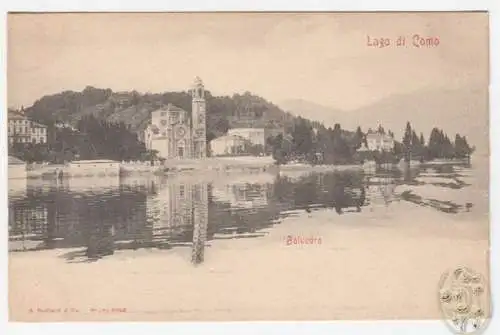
[{"left": 438, "top": 266, "right": 491, "bottom": 334}]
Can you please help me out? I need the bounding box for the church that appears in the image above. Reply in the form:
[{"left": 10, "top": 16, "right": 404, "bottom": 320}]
[{"left": 144, "top": 77, "right": 207, "bottom": 159}]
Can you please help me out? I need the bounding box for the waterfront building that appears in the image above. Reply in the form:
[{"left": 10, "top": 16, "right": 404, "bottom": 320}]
[
  {"left": 365, "top": 128, "right": 395, "bottom": 152},
  {"left": 143, "top": 77, "right": 207, "bottom": 159},
  {"left": 210, "top": 134, "right": 247, "bottom": 156},
  {"left": 225, "top": 127, "right": 284, "bottom": 153},
  {"left": 8, "top": 109, "right": 48, "bottom": 144},
  {"left": 227, "top": 128, "right": 266, "bottom": 148}
]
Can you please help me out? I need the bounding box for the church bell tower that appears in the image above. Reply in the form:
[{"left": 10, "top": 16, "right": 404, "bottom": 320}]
[{"left": 191, "top": 76, "right": 207, "bottom": 158}]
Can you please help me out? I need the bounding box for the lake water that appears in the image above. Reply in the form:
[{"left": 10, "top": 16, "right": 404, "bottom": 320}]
[{"left": 8, "top": 161, "right": 488, "bottom": 265}]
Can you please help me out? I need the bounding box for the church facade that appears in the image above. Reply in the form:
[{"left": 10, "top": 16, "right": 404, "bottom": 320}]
[{"left": 144, "top": 77, "right": 207, "bottom": 159}]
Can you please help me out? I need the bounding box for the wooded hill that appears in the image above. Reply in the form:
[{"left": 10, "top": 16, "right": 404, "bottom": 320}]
[
  {"left": 24, "top": 86, "right": 301, "bottom": 142},
  {"left": 18, "top": 86, "right": 358, "bottom": 162}
]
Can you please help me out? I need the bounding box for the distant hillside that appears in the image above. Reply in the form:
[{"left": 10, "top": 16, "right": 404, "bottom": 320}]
[
  {"left": 279, "top": 87, "right": 488, "bottom": 155},
  {"left": 279, "top": 99, "right": 345, "bottom": 127},
  {"left": 25, "top": 87, "right": 299, "bottom": 143}
]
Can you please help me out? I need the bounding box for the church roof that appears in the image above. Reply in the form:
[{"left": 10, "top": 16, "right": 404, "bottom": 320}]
[
  {"left": 166, "top": 103, "right": 186, "bottom": 112},
  {"left": 152, "top": 103, "right": 186, "bottom": 113}
]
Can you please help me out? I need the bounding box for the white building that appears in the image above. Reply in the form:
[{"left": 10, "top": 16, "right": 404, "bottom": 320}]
[
  {"left": 8, "top": 110, "right": 48, "bottom": 144},
  {"left": 227, "top": 128, "right": 266, "bottom": 147},
  {"left": 210, "top": 134, "right": 247, "bottom": 156},
  {"left": 143, "top": 77, "right": 207, "bottom": 160},
  {"left": 365, "top": 130, "right": 395, "bottom": 152}
]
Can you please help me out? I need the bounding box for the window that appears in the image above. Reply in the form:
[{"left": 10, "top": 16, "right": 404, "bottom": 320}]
[
  {"left": 40, "top": 138, "right": 45, "bottom": 144},
  {"left": 178, "top": 146, "right": 184, "bottom": 157}
]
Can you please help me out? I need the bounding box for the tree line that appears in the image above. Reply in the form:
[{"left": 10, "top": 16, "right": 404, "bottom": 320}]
[
  {"left": 75, "top": 115, "right": 155, "bottom": 161},
  {"left": 402, "top": 122, "right": 474, "bottom": 162},
  {"left": 267, "top": 119, "right": 475, "bottom": 165},
  {"left": 267, "top": 117, "right": 360, "bottom": 165}
]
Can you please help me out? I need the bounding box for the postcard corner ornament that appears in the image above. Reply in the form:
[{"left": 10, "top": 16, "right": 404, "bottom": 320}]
[{"left": 438, "top": 266, "right": 491, "bottom": 334}]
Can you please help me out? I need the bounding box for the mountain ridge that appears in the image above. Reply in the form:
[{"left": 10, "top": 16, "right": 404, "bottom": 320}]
[{"left": 279, "top": 87, "right": 488, "bottom": 154}]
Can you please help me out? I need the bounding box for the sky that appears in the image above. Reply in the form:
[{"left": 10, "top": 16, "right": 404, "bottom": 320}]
[{"left": 7, "top": 12, "right": 488, "bottom": 110}]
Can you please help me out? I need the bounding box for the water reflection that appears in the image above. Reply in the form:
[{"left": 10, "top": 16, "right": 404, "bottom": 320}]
[
  {"left": 8, "top": 162, "right": 476, "bottom": 264},
  {"left": 275, "top": 171, "right": 367, "bottom": 214}
]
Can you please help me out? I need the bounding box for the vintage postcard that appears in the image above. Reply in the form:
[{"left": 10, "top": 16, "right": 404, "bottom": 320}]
[{"left": 7, "top": 12, "right": 490, "bottom": 329}]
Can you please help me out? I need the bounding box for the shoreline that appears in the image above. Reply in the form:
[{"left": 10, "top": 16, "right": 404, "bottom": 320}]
[{"left": 8, "top": 157, "right": 473, "bottom": 181}]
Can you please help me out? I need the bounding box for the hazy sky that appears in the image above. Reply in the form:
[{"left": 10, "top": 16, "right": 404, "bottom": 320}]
[{"left": 8, "top": 12, "right": 488, "bottom": 110}]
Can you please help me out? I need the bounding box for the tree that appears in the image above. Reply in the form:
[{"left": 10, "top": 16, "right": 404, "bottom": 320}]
[
  {"left": 291, "top": 117, "right": 313, "bottom": 159},
  {"left": 454, "top": 134, "right": 473, "bottom": 159},
  {"left": 428, "top": 127, "right": 442, "bottom": 159},
  {"left": 268, "top": 134, "right": 287, "bottom": 165},
  {"left": 393, "top": 141, "right": 404, "bottom": 157},
  {"left": 419, "top": 133, "right": 425, "bottom": 146},
  {"left": 331, "top": 124, "right": 351, "bottom": 164},
  {"left": 411, "top": 130, "right": 423, "bottom": 159},
  {"left": 442, "top": 134, "right": 454, "bottom": 158},
  {"left": 402, "top": 122, "right": 412, "bottom": 162},
  {"left": 354, "top": 126, "right": 364, "bottom": 150}
]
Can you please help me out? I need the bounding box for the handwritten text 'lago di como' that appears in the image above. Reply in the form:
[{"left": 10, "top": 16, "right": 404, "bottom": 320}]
[{"left": 366, "top": 34, "right": 440, "bottom": 48}]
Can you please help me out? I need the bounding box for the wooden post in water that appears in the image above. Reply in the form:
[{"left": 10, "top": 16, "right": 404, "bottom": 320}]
[{"left": 191, "top": 182, "right": 208, "bottom": 265}]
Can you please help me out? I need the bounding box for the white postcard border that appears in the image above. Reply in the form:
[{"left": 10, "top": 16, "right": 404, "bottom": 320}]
[{"left": 0, "top": 1, "right": 497, "bottom": 335}]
